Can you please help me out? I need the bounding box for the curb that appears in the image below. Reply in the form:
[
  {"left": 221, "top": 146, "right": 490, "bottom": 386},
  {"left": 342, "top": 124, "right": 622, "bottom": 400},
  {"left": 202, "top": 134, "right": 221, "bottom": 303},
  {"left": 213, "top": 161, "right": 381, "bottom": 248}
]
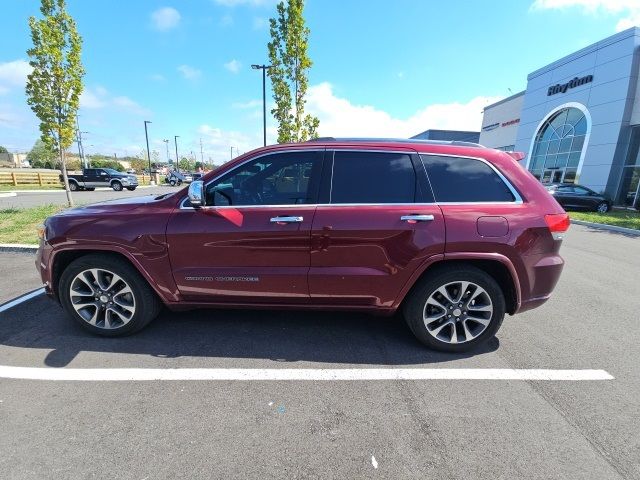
[
  {"left": 571, "top": 219, "right": 640, "bottom": 237},
  {"left": 0, "top": 244, "right": 38, "bottom": 253},
  {"left": 0, "top": 192, "right": 17, "bottom": 198},
  {"left": 1, "top": 186, "right": 156, "bottom": 194}
]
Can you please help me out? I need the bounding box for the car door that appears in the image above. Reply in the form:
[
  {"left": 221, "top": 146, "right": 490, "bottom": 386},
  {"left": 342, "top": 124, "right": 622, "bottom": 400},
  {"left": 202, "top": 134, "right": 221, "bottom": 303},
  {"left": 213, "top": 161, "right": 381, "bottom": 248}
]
[
  {"left": 551, "top": 185, "right": 576, "bottom": 208},
  {"left": 308, "top": 149, "right": 445, "bottom": 308},
  {"left": 83, "top": 168, "right": 97, "bottom": 187},
  {"left": 571, "top": 185, "right": 596, "bottom": 210},
  {"left": 166, "top": 149, "right": 324, "bottom": 304}
]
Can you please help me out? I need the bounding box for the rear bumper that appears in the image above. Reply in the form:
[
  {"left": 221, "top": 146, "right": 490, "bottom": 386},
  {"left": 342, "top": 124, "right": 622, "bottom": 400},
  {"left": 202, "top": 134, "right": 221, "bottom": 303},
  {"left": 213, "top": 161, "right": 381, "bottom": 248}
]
[{"left": 515, "top": 253, "right": 564, "bottom": 314}]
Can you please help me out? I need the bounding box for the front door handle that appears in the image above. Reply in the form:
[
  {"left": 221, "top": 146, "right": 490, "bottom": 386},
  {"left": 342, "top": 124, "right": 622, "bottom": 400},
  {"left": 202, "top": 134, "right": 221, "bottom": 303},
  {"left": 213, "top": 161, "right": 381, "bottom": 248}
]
[
  {"left": 270, "top": 216, "right": 303, "bottom": 223},
  {"left": 400, "top": 214, "right": 435, "bottom": 223}
]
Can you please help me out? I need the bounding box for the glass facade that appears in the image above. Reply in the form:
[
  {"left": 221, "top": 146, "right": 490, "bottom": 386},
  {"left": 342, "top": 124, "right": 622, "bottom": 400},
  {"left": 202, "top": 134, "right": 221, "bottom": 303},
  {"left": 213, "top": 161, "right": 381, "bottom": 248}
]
[
  {"left": 528, "top": 107, "right": 588, "bottom": 184},
  {"left": 617, "top": 126, "right": 640, "bottom": 208}
]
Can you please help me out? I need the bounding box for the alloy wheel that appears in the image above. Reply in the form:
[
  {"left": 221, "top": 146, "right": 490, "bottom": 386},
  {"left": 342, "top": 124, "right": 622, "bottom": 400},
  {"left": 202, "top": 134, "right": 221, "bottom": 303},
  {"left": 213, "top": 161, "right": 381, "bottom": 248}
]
[
  {"left": 422, "top": 281, "right": 493, "bottom": 344},
  {"left": 69, "top": 268, "right": 136, "bottom": 329},
  {"left": 597, "top": 202, "right": 608, "bottom": 213}
]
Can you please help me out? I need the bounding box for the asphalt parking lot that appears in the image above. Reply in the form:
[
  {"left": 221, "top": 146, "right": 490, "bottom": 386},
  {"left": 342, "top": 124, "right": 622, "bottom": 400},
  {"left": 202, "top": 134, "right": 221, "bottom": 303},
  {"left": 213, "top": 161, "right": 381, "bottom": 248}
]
[
  {"left": 0, "top": 185, "right": 172, "bottom": 209},
  {"left": 0, "top": 224, "right": 639, "bottom": 479}
]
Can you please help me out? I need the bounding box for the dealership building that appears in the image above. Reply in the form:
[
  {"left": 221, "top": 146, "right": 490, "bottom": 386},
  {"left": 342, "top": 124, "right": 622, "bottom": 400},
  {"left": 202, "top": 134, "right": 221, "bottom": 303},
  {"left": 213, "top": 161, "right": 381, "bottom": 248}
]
[{"left": 479, "top": 27, "right": 640, "bottom": 207}]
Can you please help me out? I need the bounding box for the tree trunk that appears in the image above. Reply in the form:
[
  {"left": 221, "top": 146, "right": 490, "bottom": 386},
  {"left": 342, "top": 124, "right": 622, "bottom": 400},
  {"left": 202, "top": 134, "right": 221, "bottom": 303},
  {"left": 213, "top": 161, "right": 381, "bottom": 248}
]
[{"left": 59, "top": 146, "right": 74, "bottom": 207}]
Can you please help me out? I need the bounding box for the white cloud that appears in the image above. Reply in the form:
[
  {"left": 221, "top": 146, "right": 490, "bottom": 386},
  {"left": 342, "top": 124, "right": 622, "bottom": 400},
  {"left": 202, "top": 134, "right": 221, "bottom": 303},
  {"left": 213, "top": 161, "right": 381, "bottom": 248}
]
[
  {"left": 198, "top": 123, "right": 263, "bottom": 162},
  {"left": 531, "top": 0, "right": 640, "bottom": 31},
  {"left": 150, "top": 73, "right": 166, "bottom": 82},
  {"left": 252, "top": 17, "right": 267, "bottom": 29},
  {"left": 151, "top": 7, "right": 181, "bottom": 31},
  {"left": 177, "top": 64, "right": 202, "bottom": 80},
  {"left": 0, "top": 59, "right": 32, "bottom": 95},
  {"left": 232, "top": 99, "right": 262, "bottom": 109},
  {"left": 80, "top": 87, "right": 107, "bottom": 109},
  {"left": 113, "top": 96, "right": 150, "bottom": 116},
  {"left": 305, "top": 82, "right": 500, "bottom": 138},
  {"left": 224, "top": 59, "right": 242, "bottom": 74},
  {"left": 80, "top": 87, "right": 149, "bottom": 115}
]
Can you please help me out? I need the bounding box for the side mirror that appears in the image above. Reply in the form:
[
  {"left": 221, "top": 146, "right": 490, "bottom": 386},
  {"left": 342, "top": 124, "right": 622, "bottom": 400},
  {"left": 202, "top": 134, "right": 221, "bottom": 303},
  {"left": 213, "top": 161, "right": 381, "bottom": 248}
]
[{"left": 188, "top": 180, "right": 205, "bottom": 207}]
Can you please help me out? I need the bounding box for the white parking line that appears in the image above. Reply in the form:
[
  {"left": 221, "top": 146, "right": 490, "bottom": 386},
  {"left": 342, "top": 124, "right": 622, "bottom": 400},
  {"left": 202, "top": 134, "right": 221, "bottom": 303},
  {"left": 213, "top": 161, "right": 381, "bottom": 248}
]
[
  {"left": 0, "top": 366, "right": 614, "bottom": 382},
  {"left": 0, "top": 287, "right": 45, "bottom": 313}
]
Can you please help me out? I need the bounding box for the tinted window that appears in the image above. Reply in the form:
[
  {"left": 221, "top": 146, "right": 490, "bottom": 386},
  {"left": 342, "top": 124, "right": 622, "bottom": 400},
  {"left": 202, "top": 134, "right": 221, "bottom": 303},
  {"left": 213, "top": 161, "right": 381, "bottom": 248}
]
[
  {"left": 421, "top": 155, "right": 515, "bottom": 202},
  {"left": 204, "top": 151, "right": 321, "bottom": 206},
  {"left": 572, "top": 186, "right": 591, "bottom": 195},
  {"left": 330, "top": 151, "right": 416, "bottom": 204}
]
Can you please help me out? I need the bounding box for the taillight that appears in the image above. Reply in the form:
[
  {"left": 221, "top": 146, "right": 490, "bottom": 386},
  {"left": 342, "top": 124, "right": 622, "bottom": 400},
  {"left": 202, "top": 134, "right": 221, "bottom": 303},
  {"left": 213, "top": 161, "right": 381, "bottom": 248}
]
[{"left": 544, "top": 213, "right": 570, "bottom": 240}]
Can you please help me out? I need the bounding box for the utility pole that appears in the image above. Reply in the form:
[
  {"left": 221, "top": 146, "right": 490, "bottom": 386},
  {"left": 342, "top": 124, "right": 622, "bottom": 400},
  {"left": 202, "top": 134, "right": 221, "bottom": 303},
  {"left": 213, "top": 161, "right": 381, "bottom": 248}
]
[
  {"left": 174, "top": 136, "right": 180, "bottom": 172},
  {"left": 144, "top": 120, "right": 154, "bottom": 185},
  {"left": 199, "top": 138, "right": 204, "bottom": 164},
  {"left": 163, "top": 139, "right": 170, "bottom": 164}
]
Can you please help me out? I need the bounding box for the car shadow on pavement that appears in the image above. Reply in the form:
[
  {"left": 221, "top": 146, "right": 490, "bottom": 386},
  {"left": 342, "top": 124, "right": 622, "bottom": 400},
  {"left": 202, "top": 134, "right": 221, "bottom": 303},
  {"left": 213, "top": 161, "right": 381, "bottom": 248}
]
[{"left": 0, "top": 296, "right": 499, "bottom": 367}]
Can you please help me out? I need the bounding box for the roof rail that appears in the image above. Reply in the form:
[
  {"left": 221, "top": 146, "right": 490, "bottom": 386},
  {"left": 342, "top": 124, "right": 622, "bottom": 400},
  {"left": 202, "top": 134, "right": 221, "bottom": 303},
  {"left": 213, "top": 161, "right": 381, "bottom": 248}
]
[{"left": 305, "top": 137, "right": 485, "bottom": 148}]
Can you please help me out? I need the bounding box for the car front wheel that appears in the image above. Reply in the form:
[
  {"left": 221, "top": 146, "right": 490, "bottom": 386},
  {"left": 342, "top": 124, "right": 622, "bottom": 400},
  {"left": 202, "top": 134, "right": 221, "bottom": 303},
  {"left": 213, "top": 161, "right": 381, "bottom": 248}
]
[
  {"left": 59, "top": 254, "right": 162, "bottom": 336},
  {"left": 112, "top": 181, "right": 122, "bottom": 191},
  {"left": 403, "top": 265, "right": 505, "bottom": 352},
  {"left": 596, "top": 202, "right": 610, "bottom": 213}
]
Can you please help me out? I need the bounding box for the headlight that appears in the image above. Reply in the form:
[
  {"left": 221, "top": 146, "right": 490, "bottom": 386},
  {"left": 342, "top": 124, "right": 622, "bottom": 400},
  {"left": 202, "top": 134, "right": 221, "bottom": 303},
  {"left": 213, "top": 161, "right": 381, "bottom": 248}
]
[{"left": 36, "top": 224, "right": 47, "bottom": 241}]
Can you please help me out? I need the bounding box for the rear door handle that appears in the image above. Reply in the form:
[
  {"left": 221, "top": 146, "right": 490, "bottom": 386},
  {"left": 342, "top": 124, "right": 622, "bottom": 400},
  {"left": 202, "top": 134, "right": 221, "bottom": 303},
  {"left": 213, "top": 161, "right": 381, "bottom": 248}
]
[
  {"left": 400, "top": 214, "right": 435, "bottom": 222},
  {"left": 270, "top": 216, "right": 303, "bottom": 223}
]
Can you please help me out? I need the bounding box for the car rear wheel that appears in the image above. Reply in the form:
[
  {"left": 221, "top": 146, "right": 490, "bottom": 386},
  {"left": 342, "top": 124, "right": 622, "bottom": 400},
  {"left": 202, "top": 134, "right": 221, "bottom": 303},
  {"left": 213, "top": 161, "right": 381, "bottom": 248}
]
[
  {"left": 112, "top": 181, "right": 122, "bottom": 191},
  {"left": 169, "top": 179, "right": 176, "bottom": 186},
  {"left": 59, "top": 254, "right": 162, "bottom": 336},
  {"left": 596, "top": 202, "right": 610, "bottom": 213},
  {"left": 68, "top": 181, "right": 78, "bottom": 191},
  {"left": 403, "top": 265, "right": 505, "bottom": 352}
]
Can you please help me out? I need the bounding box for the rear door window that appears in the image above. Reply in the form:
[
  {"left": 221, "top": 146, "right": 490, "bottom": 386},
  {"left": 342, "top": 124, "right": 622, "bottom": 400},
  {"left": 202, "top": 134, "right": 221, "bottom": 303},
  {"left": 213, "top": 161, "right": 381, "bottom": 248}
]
[
  {"left": 330, "top": 151, "right": 417, "bottom": 204},
  {"left": 421, "top": 155, "right": 515, "bottom": 202}
]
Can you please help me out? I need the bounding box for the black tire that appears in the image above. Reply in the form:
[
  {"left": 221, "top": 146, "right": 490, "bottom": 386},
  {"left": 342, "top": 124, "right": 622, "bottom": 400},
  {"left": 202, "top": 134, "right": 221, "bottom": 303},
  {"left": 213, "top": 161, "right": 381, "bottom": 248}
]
[
  {"left": 112, "top": 181, "right": 123, "bottom": 191},
  {"left": 126, "top": 187, "right": 136, "bottom": 191},
  {"left": 59, "top": 253, "right": 162, "bottom": 337},
  {"left": 169, "top": 180, "right": 176, "bottom": 186},
  {"left": 403, "top": 264, "right": 505, "bottom": 353},
  {"left": 595, "top": 202, "right": 610, "bottom": 213},
  {"left": 68, "top": 181, "right": 78, "bottom": 191}
]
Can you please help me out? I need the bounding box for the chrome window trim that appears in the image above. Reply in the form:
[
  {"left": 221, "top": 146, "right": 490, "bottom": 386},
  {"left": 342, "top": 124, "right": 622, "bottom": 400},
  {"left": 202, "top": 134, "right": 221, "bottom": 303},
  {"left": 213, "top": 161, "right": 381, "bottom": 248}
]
[
  {"left": 178, "top": 148, "right": 325, "bottom": 209},
  {"left": 178, "top": 147, "right": 524, "bottom": 210},
  {"left": 418, "top": 152, "right": 524, "bottom": 205}
]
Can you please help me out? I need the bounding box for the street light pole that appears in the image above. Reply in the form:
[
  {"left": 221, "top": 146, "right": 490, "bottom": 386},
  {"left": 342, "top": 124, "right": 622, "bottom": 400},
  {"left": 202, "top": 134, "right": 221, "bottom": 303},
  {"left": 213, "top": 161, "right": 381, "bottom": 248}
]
[
  {"left": 163, "top": 139, "right": 170, "bottom": 164},
  {"left": 174, "top": 136, "right": 180, "bottom": 172},
  {"left": 144, "top": 120, "right": 154, "bottom": 185},
  {"left": 251, "top": 64, "right": 272, "bottom": 147}
]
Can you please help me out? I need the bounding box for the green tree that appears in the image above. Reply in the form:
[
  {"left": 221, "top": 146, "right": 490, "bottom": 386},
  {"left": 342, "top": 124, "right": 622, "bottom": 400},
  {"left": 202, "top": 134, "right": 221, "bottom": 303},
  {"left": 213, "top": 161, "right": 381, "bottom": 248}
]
[
  {"left": 267, "top": 0, "right": 319, "bottom": 143},
  {"left": 26, "top": 0, "right": 84, "bottom": 207},
  {"left": 27, "top": 139, "right": 57, "bottom": 168},
  {"left": 0, "top": 146, "right": 8, "bottom": 154},
  {"left": 129, "top": 156, "right": 146, "bottom": 173},
  {"left": 178, "top": 156, "right": 195, "bottom": 172}
]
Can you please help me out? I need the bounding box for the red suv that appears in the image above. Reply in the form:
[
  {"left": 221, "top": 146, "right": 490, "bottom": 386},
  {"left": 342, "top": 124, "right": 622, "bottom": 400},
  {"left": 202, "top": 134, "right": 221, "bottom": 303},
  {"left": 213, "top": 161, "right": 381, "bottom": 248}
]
[{"left": 36, "top": 139, "right": 569, "bottom": 352}]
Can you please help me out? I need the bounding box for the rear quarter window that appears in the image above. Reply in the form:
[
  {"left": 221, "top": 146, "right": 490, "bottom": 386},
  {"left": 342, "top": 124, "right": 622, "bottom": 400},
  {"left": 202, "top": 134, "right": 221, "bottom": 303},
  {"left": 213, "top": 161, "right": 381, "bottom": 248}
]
[{"left": 421, "top": 155, "right": 515, "bottom": 203}]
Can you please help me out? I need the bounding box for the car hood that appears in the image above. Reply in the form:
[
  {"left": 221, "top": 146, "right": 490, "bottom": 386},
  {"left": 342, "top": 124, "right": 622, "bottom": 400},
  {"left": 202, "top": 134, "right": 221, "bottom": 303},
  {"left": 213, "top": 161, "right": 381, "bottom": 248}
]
[{"left": 55, "top": 194, "right": 165, "bottom": 215}]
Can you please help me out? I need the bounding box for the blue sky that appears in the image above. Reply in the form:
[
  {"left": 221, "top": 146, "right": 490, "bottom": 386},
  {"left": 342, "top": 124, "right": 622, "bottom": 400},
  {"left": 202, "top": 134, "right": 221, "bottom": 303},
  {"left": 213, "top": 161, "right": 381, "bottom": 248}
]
[{"left": 1, "top": 0, "right": 639, "bottom": 163}]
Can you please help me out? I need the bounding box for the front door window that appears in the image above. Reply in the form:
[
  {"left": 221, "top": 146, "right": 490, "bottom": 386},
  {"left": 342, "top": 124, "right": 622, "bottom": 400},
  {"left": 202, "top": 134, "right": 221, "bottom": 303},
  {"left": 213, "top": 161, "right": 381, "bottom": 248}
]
[{"left": 205, "top": 152, "right": 321, "bottom": 206}]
